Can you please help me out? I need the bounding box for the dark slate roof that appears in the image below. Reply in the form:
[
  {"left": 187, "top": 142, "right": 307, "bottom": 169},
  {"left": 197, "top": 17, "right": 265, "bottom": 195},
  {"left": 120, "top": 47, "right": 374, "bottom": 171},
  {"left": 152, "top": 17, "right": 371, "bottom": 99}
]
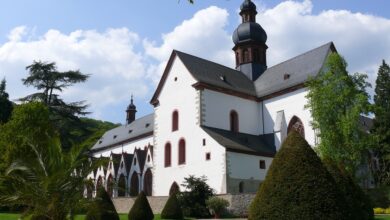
[
  {"left": 136, "top": 148, "right": 148, "bottom": 173},
  {"left": 91, "top": 114, "right": 154, "bottom": 152},
  {"left": 175, "top": 50, "right": 257, "bottom": 96},
  {"left": 254, "top": 42, "right": 335, "bottom": 98},
  {"left": 202, "top": 126, "right": 276, "bottom": 157},
  {"left": 123, "top": 153, "right": 134, "bottom": 176},
  {"left": 111, "top": 153, "right": 122, "bottom": 176}
]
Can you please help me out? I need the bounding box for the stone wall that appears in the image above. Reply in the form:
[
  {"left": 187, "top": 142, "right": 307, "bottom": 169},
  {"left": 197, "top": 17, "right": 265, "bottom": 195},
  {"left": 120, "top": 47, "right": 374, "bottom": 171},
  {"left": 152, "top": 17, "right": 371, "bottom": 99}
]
[
  {"left": 113, "top": 193, "right": 255, "bottom": 217},
  {"left": 113, "top": 196, "right": 168, "bottom": 214},
  {"left": 217, "top": 193, "right": 256, "bottom": 217}
]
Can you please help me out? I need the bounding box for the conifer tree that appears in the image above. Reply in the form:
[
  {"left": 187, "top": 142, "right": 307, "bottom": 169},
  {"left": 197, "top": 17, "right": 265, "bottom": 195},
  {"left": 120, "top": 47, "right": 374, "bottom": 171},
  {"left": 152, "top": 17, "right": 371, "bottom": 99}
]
[
  {"left": 248, "top": 131, "right": 348, "bottom": 220},
  {"left": 128, "top": 191, "right": 154, "bottom": 220},
  {"left": 86, "top": 187, "right": 119, "bottom": 220},
  {"left": 161, "top": 192, "right": 183, "bottom": 220},
  {"left": 372, "top": 60, "right": 390, "bottom": 185},
  {"left": 0, "top": 78, "right": 13, "bottom": 124}
]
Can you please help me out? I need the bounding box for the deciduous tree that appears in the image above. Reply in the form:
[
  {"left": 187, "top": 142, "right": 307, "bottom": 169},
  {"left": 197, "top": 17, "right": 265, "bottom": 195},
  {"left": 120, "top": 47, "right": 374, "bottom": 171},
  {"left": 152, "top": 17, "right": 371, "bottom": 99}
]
[{"left": 305, "top": 53, "right": 371, "bottom": 173}]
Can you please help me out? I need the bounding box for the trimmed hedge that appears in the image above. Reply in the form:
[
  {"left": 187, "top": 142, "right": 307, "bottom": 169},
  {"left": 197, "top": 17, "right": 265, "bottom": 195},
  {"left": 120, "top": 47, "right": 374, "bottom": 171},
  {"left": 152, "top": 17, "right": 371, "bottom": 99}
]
[
  {"left": 85, "top": 187, "right": 119, "bottom": 220},
  {"left": 128, "top": 191, "right": 154, "bottom": 220},
  {"left": 161, "top": 192, "right": 183, "bottom": 220},
  {"left": 248, "top": 131, "right": 349, "bottom": 220},
  {"left": 323, "top": 159, "right": 374, "bottom": 220}
]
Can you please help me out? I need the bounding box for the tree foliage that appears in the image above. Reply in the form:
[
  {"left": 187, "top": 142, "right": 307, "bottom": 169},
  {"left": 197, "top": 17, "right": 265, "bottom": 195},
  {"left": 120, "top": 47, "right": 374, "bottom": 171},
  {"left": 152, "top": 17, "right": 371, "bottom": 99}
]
[
  {"left": 305, "top": 53, "right": 371, "bottom": 173},
  {"left": 128, "top": 191, "right": 154, "bottom": 220},
  {"left": 20, "top": 61, "right": 90, "bottom": 150},
  {"left": 249, "top": 131, "right": 349, "bottom": 220},
  {"left": 86, "top": 187, "right": 119, "bottom": 220},
  {"left": 0, "top": 78, "right": 13, "bottom": 124},
  {"left": 0, "top": 102, "right": 56, "bottom": 172},
  {"left": 371, "top": 60, "right": 390, "bottom": 186},
  {"left": 161, "top": 191, "right": 183, "bottom": 220},
  {"left": 323, "top": 158, "right": 374, "bottom": 220},
  {"left": 178, "top": 175, "right": 214, "bottom": 218},
  {"left": 206, "top": 197, "right": 229, "bottom": 218},
  {"left": 0, "top": 133, "right": 94, "bottom": 220}
]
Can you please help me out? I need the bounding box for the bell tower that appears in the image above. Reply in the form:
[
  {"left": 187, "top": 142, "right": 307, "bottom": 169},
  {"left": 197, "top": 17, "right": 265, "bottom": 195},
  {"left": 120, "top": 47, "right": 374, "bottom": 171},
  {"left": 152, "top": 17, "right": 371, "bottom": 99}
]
[
  {"left": 126, "top": 95, "right": 137, "bottom": 124},
  {"left": 233, "top": 0, "right": 268, "bottom": 81}
]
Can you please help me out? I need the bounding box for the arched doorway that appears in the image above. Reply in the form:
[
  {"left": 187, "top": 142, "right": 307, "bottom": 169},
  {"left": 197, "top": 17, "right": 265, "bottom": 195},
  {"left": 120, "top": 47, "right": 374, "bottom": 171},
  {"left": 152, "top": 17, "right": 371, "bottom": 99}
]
[
  {"left": 106, "top": 174, "right": 114, "bottom": 198},
  {"left": 143, "top": 169, "right": 153, "bottom": 196},
  {"left": 130, "top": 172, "right": 139, "bottom": 196},
  {"left": 96, "top": 176, "right": 103, "bottom": 190},
  {"left": 117, "top": 174, "right": 126, "bottom": 197},
  {"left": 239, "top": 181, "right": 244, "bottom": 193},
  {"left": 287, "top": 116, "right": 305, "bottom": 138},
  {"left": 86, "top": 180, "right": 93, "bottom": 198},
  {"left": 169, "top": 182, "right": 180, "bottom": 196}
]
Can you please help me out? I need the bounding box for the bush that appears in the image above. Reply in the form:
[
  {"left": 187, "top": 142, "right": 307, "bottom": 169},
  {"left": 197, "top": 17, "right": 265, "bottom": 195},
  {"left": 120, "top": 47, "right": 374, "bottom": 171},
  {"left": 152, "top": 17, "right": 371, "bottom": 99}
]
[
  {"left": 366, "top": 187, "right": 390, "bottom": 208},
  {"left": 323, "top": 159, "right": 374, "bottom": 220},
  {"left": 161, "top": 192, "right": 183, "bottom": 220},
  {"left": 248, "top": 131, "right": 349, "bottom": 220},
  {"left": 128, "top": 191, "right": 154, "bottom": 220},
  {"left": 206, "top": 197, "right": 229, "bottom": 218},
  {"left": 85, "top": 187, "right": 119, "bottom": 220},
  {"left": 178, "top": 175, "right": 214, "bottom": 218},
  {"left": 374, "top": 207, "right": 385, "bottom": 214}
]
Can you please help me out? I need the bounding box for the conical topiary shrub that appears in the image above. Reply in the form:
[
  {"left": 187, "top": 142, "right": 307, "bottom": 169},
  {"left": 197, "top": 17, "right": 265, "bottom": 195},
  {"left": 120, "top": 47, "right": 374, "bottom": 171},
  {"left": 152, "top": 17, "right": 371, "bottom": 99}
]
[
  {"left": 161, "top": 192, "right": 184, "bottom": 220},
  {"left": 128, "top": 191, "right": 154, "bottom": 220},
  {"left": 248, "top": 131, "right": 349, "bottom": 220},
  {"left": 323, "top": 159, "right": 374, "bottom": 220},
  {"left": 85, "top": 187, "right": 119, "bottom": 220}
]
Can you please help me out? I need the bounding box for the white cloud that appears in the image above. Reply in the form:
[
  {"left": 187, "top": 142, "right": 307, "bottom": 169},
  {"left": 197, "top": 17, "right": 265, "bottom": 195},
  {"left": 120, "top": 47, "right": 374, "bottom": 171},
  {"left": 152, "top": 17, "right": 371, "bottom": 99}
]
[
  {"left": 256, "top": 0, "right": 390, "bottom": 92},
  {"left": 0, "top": 27, "right": 150, "bottom": 121},
  {"left": 143, "top": 6, "right": 235, "bottom": 83}
]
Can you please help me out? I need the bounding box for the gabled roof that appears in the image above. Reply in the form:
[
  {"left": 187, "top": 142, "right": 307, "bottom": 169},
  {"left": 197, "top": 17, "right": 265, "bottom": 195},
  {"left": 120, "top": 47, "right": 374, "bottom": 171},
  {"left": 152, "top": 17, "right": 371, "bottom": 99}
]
[
  {"left": 202, "top": 126, "right": 276, "bottom": 157},
  {"left": 255, "top": 42, "right": 336, "bottom": 98},
  {"left": 123, "top": 153, "right": 134, "bottom": 176},
  {"left": 91, "top": 114, "right": 154, "bottom": 153},
  {"left": 135, "top": 148, "right": 148, "bottom": 173},
  {"left": 150, "top": 50, "right": 257, "bottom": 105}
]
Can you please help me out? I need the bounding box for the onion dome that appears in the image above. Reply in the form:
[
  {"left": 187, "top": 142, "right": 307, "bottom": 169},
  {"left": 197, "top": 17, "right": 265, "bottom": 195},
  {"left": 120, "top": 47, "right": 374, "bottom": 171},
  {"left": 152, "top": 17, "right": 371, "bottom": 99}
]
[
  {"left": 127, "top": 95, "right": 136, "bottom": 110},
  {"left": 233, "top": 22, "right": 267, "bottom": 45},
  {"left": 240, "top": 0, "right": 256, "bottom": 11}
]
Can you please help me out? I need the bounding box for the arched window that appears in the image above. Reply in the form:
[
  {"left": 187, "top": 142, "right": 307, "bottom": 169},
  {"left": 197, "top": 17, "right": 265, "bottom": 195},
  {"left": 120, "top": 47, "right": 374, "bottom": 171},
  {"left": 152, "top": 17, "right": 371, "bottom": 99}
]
[
  {"left": 253, "top": 49, "right": 259, "bottom": 62},
  {"left": 172, "top": 110, "right": 179, "bottom": 131},
  {"left": 239, "top": 181, "right": 244, "bottom": 193},
  {"left": 243, "top": 49, "right": 249, "bottom": 63},
  {"left": 106, "top": 174, "right": 114, "bottom": 198},
  {"left": 130, "top": 172, "right": 139, "bottom": 196},
  {"left": 287, "top": 116, "right": 305, "bottom": 138},
  {"left": 178, "top": 139, "right": 186, "bottom": 165},
  {"left": 117, "top": 174, "right": 126, "bottom": 197},
  {"left": 165, "top": 143, "right": 171, "bottom": 167},
  {"left": 96, "top": 176, "right": 103, "bottom": 190},
  {"left": 169, "top": 182, "right": 180, "bottom": 195},
  {"left": 230, "top": 110, "right": 239, "bottom": 132}
]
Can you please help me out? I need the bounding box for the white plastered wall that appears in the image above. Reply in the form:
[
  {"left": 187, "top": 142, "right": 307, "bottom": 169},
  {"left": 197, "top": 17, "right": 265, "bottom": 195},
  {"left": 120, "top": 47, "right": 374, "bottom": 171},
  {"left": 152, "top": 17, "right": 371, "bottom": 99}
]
[
  {"left": 153, "top": 56, "right": 227, "bottom": 196},
  {"left": 262, "top": 88, "right": 315, "bottom": 148},
  {"left": 202, "top": 89, "right": 262, "bottom": 135},
  {"left": 227, "top": 152, "right": 273, "bottom": 180}
]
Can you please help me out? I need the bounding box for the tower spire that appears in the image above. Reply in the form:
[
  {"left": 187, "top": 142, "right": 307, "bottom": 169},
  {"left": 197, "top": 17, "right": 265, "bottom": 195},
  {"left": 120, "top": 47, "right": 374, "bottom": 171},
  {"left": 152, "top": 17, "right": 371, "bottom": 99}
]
[
  {"left": 232, "top": 0, "right": 268, "bottom": 81},
  {"left": 126, "top": 94, "right": 137, "bottom": 124}
]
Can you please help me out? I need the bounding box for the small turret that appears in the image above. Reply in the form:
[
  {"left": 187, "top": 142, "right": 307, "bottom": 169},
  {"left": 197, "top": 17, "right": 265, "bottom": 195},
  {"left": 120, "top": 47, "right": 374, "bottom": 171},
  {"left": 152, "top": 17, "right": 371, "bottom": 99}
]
[{"left": 126, "top": 95, "right": 137, "bottom": 124}]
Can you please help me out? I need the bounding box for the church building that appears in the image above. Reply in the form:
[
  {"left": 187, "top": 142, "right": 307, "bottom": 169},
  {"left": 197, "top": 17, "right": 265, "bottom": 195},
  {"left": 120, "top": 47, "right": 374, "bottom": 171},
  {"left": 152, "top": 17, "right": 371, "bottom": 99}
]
[{"left": 87, "top": 0, "right": 340, "bottom": 197}]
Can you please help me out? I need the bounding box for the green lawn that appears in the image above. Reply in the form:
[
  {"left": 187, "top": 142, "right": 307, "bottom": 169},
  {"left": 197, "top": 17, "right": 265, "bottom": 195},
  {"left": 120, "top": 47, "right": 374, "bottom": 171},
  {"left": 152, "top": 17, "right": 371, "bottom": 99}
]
[
  {"left": 0, "top": 213, "right": 194, "bottom": 220},
  {"left": 376, "top": 215, "right": 390, "bottom": 220}
]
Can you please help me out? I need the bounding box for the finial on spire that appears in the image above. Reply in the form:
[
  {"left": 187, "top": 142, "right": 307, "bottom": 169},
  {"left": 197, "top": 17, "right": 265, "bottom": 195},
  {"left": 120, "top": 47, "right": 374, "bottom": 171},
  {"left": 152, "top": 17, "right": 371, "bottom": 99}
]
[{"left": 126, "top": 93, "right": 137, "bottom": 124}]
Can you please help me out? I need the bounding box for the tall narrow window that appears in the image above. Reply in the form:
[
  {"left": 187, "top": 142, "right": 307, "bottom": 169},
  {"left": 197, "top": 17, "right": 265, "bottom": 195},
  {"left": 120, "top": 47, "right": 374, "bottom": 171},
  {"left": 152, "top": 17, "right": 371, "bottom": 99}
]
[
  {"left": 165, "top": 143, "right": 171, "bottom": 167},
  {"left": 230, "top": 110, "right": 239, "bottom": 132},
  {"left": 178, "top": 139, "right": 186, "bottom": 165},
  {"left": 172, "top": 110, "right": 179, "bottom": 131},
  {"left": 253, "top": 49, "right": 259, "bottom": 62},
  {"left": 243, "top": 49, "right": 249, "bottom": 63}
]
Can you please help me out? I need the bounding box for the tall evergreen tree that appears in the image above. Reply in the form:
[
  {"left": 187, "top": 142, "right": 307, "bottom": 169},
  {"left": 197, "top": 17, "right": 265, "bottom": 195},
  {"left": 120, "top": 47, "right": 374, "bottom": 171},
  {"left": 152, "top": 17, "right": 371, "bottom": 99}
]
[
  {"left": 305, "top": 53, "right": 371, "bottom": 173},
  {"left": 0, "top": 78, "right": 13, "bottom": 124},
  {"left": 372, "top": 60, "right": 390, "bottom": 186},
  {"left": 20, "top": 61, "right": 89, "bottom": 150}
]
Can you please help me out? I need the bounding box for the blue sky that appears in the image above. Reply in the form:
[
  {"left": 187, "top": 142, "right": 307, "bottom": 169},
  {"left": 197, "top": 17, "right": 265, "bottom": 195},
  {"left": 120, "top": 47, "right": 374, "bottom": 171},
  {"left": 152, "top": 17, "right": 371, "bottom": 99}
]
[{"left": 1, "top": 0, "right": 390, "bottom": 124}]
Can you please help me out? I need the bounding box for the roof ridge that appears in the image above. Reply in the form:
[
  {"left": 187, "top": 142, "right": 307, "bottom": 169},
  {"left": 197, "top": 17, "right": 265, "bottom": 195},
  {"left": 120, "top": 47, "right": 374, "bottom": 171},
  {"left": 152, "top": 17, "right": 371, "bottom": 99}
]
[
  {"left": 265, "top": 42, "right": 333, "bottom": 72},
  {"left": 174, "top": 50, "right": 243, "bottom": 75},
  {"left": 126, "top": 113, "right": 154, "bottom": 126}
]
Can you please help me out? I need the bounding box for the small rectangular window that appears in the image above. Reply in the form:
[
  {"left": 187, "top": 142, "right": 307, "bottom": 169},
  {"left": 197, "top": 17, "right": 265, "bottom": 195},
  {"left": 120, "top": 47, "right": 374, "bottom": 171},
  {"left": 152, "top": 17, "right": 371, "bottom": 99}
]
[
  {"left": 202, "top": 138, "right": 206, "bottom": 146},
  {"left": 206, "top": 152, "right": 211, "bottom": 161},
  {"left": 259, "top": 160, "right": 266, "bottom": 169}
]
